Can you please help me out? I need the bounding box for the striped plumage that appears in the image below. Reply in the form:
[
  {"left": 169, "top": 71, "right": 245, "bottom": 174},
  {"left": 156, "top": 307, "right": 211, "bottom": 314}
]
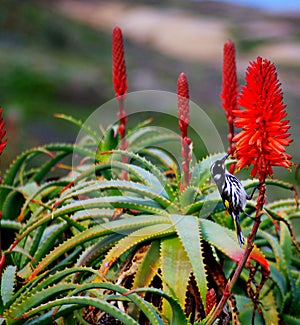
[{"left": 210, "top": 154, "right": 247, "bottom": 247}]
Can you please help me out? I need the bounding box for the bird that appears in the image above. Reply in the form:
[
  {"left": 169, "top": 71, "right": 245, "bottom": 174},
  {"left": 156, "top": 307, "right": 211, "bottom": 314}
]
[{"left": 210, "top": 153, "right": 260, "bottom": 247}]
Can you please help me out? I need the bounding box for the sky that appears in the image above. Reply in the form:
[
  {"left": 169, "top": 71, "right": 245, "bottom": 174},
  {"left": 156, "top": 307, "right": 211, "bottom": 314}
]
[{"left": 217, "top": 0, "right": 300, "bottom": 12}]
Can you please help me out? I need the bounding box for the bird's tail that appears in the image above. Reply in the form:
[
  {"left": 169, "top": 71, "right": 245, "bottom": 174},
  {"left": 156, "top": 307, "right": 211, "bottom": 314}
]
[{"left": 232, "top": 213, "right": 245, "bottom": 247}]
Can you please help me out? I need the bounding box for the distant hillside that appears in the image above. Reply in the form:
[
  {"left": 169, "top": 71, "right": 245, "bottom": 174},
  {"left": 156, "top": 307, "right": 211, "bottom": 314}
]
[{"left": 0, "top": 0, "right": 299, "bottom": 177}]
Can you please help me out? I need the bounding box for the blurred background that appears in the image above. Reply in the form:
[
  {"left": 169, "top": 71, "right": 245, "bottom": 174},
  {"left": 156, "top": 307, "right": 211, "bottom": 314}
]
[{"left": 0, "top": 0, "right": 299, "bottom": 187}]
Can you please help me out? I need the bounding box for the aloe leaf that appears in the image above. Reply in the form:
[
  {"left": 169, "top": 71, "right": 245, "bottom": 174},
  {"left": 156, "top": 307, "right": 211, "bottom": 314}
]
[
  {"left": 54, "top": 113, "right": 100, "bottom": 141},
  {"left": 8, "top": 267, "right": 101, "bottom": 318},
  {"left": 126, "top": 242, "right": 162, "bottom": 320},
  {"left": 70, "top": 282, "right": 166, "bottom": 325},
  {"left": 236, "top": 295, "right": 264, "bottom": 325},
  {"left": 292, "top": 276, "right": 300, "bottom": 315},
  {"left": 53, "top": 196, "right": 168, "bottom": 216},
  {"left": 13, "top": 207, "right": 60, "bottom": 244},
  {"left": 200, "top": 218, "right": 243, "bottom": 261},
  {"left": 101, "top": 223, "right": 175, "bottom": 276},
  {"left": 13, "top": 296, "right": 139, "bottom": 325},
  {"left": 18, "top": 207, "right": 46, "bottom": 268},
  {"left": 76, "top": 233, "right": 124, "bottom": 268},
  {"left": 257, "top": 229, "right": 282, "bottom": 263},
  {"left": 29, "top": 215, "right": 167, "bottom": 279},
  {"left": 129, "top": 287, "right": 188, "bottom": 325},
  {"left": 10, "top": 245, "right": 36, "bottom": 266},
  {"left": 0, "top": 144, "right": 94, "bottom": 210},
  {"left": 127, "top": 117, "right": 153, "bottom": 134},
  {"left": 169, "top": 214, "right": 207, "bottom": 308},
  {"left": 77, "top": 160, "right": 169, "bottom": 198},
  {"left": 161, "top": 236, "right": 191, "bottom": 320},
  {"left": 114, "top": 163, "right": 169, "bottom": 198},
  {"left": 58, "top": 180, "right": 172, "bottom": 209},
  {"left": 141, "top": 148, "right": 178, "bottom": 171},
  {"left": 32, "top": 267, "right": 100, "bottom": 294},
  {"left": 21, "top": 305, "right": 83, "bottom": 325},
  {"left": 2, "top": 147, "right": 55, "bottom": 186},
  {"left": 17, "top": 180, "right": 71, "bottom": 219},
  {"left": 261, "top": 290, "right": 280, "bottom": 325},
  {"left": 264, "top": 206, "right": 300, "bottom": 251},
  {"left": 269, "top": 264, "right": 287, "bottom": 301},
  {"left": 127, "top": 126, "right": 179, "bottom": 150},
  {"left": 1, "top": 181, "right": 52, "bottom": 222},
  {"left": 1, "top": 265, "right": 17, "bottom": 306},
  {"left": 97, "top": 126, "right": 119, "bottom": 162},
  {"left": 280, "top": 222, "right": 297, "bottom": 309},
  {"left": 98, "top": 150, "right": 176, "bottom": 200},
  {"left": 33, "top": 151, "right": 71, "bottom": 184},
  {"left": 264, "top": 178, "right": 298, "bottom": 194},
  {"left": 128, "top": 126, "right": 180, "bottom": 157},
  {"left": 16, "top": 201, "right": 165, "bottom": 257},
  {"left": 8, "top": 283, "right": 77, "bottom": 319},
  {"left": 179, "top": 186, "right": 199, "bottom": 208},
  {"left": 281, "top": 315, "right": 300, "bottom": 325},
  {"left": 1, "top": 189, "right": 26, "bottom": 220},
  {"left": 132, "top": 240, "right": 161, "bottom": 289},
  {"left": 265, "top": 199, "right": 297, "bottom": 211},
  {"left": 184, "top": 198, "right": 224, "bottom": 217},
  {"left": 0, "top": 220, "right": 21, "bottom": 231},
  {"left": 45, "top": 143, "right": 95, "bottom": 160},
  {"left": 32, "top": 222, "right": 71, "bottom": 265}
]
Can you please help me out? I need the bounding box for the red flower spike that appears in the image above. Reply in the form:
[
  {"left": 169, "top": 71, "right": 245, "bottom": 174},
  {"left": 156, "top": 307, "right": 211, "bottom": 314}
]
[
  {"left": 112, "top": 26, "right": 128, "bottom": 98},
  {"left": 177, "top": 72, "right": 190, "bottom": 139},
  {"left": 205, "top": 288, "right": 217, "bottom": 316},
  {"left": 0, "top": 108, "right": 7, "bottom": 156},
  {"left": 233, "top": 57, "right": 292, "bottom": 182},
  {"left": 221, "top": 40, "right": 238, "bottom": 155},
  {"left": 177, "top": 73, "right": 192, "bottom": 189},
  {"left": 112, "top": 26, "right": 129, "bottom": 179}
]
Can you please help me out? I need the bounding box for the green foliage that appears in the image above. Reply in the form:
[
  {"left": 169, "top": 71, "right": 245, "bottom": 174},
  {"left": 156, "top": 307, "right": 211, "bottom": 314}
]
[{"left": 0, "top": 117, "right": 299, "bottom": 324}]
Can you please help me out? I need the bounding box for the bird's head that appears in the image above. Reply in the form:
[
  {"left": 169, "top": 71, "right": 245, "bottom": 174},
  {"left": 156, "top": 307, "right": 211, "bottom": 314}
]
[{"left": 210, "top": 153, "right": 230, "bottom": 182}]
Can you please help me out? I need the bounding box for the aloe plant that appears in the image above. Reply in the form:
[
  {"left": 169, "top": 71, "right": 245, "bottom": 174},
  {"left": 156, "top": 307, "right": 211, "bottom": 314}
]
[
  {"left": 0, "top": 121, "right": 297, "bottom": 324},
  {"left": 0, "top": 27, "right": 299, "bottom": 325}
]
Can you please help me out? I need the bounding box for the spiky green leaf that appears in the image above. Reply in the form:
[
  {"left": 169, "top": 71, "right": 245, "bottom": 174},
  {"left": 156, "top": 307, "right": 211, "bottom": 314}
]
[
  {"left": 169, "top": 214, "right": 207, "bottom": 308},
  {"left": 1, "top": 265, "right": 17, "bottom": 306}
]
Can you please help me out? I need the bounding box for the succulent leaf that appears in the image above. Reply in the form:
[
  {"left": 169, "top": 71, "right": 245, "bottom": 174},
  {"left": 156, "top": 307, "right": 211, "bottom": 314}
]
[{"left": 1, "top": 265, "right": 17, "bottom": 306}]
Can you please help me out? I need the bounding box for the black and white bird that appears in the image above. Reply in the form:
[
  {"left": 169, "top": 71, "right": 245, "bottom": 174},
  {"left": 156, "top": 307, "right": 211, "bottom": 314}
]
[{"left": 210, "top": 153, "right": 259, "bottom": 247}]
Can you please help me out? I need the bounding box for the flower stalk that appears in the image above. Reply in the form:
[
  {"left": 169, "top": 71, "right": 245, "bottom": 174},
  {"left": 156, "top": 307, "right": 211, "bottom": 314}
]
[
  {"left": 112, "top": 26, "right": 129, "bottom": 178},
  {"left": 177, "top": 72, "right": 192, "bottom": 190},
  {"left": 221, "top": 40, "right": 238, "bottom": 156},
  {"left": 0, "top": 108, "right": 7, "bottom": 156}
]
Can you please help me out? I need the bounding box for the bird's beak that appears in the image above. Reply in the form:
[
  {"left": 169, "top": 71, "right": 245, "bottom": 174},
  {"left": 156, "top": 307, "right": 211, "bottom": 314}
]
[{"left": 221, "top": 153, "right": 230, "bottom": 162}]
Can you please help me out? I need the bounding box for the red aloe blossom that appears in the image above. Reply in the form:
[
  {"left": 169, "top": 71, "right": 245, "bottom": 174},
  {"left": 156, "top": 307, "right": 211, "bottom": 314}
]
[
  {"left": 112, "top": 26, "right": 128, "bottom": 152},
  {"left": 112, "top": 26, "right": 129, "bottom": 179},
  {"left": 221, "top": 40, "right": 238, "bottom": 156},
  {"left": 207, "top": 57, "right": 292, "bottom": 325},
  {"left": 112, "top": 26, "right": 128, "bottom": 99},
  {"left": 233, "top": 57, "right": 292, "bottom": 183},
  {"left": 177, "top": 72, "right": 192, "bottom": 190},
  {"left": 0, "top": 108, "right": 7, "bottom": 156}
]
